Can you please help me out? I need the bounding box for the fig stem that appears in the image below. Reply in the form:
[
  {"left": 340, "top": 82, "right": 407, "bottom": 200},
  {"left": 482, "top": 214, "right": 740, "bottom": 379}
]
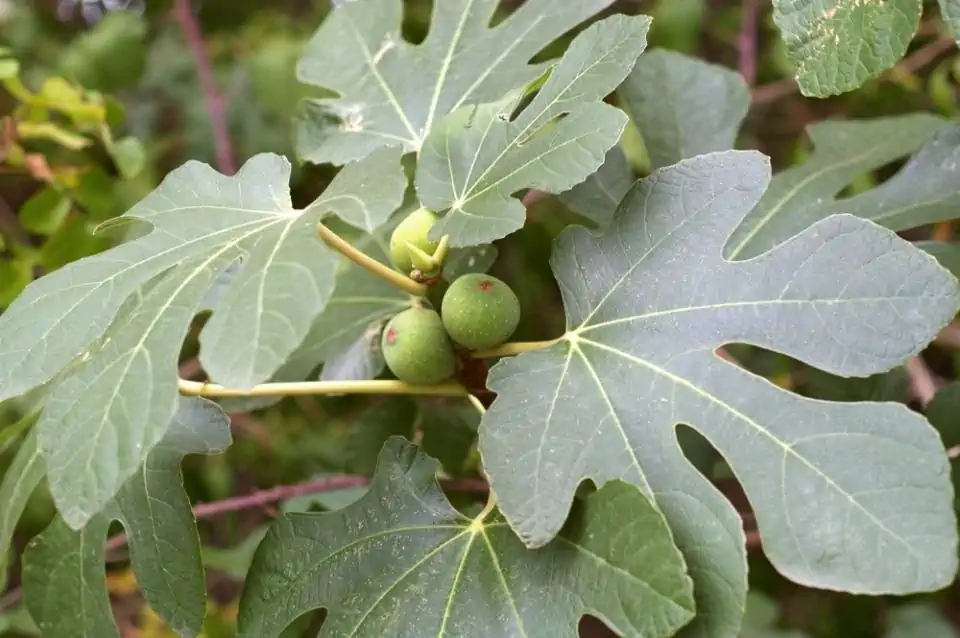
[
  {"left": 316, "top": 222, "right": 427, "bottom": 296},
  {"left": 179, "top": 378, "right": 468, "bottom": 398},
  {"left": 471, "top": 338, "right": 562, "bottom": 359},
  {"left": 466, "top": 395, "right": 500, "bottom": 525}
]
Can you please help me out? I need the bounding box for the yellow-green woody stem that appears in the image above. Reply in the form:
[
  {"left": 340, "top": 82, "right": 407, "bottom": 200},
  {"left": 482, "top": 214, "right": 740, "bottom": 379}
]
[
  {"left": 179, "top": 378, "right": 468, "bottom": 398},
  {"left": 316, "top": 222, "right": 427, "bottom": 296}
]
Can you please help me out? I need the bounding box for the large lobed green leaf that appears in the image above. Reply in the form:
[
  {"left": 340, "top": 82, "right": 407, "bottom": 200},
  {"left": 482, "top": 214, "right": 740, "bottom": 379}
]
[
  {"left": 295, "top": 0, "right": 617, "bottom": 165},
  {"left": 0, "top": 149, "right": 405, "bottom": 528},
  {"left": 416, "top": 14, "right": 650, "bottom": 247},
  {"left": 480, "top": 151, "right": 960, "bottom": 637},
  {"left": 237, "top": 437, "right": 695, "bottom": 637},
  {"left": 21, "top": 397, "right": 232, "bottom": 638}
]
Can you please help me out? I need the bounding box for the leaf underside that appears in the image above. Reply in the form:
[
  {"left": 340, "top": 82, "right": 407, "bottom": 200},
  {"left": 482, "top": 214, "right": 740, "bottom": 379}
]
[
  {"left": 22, "top": 398, "right": 232, "bottom": 638},
  {"left": 481, "top": 150, "right": 960, "bottom": 637},
  {"left": 0, "top": 149, "right": 405, "bottom": 528},
  {"left": 237, "top": 437, "right": 695, "bottom": 638}
]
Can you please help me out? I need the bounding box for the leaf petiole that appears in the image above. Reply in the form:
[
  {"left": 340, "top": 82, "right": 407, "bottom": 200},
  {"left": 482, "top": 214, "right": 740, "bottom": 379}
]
[
  {"left": 465, "top": 393, "right": 499, "bottom": 526},
  {"left": 179, "top": 378, "right": 468, "bottom": 398},
  {"left": 471, "top": 338, "right": 563, "bottom": 359},
  {"left": 316, "top": 222, "right": 427, "bottom": 296}
]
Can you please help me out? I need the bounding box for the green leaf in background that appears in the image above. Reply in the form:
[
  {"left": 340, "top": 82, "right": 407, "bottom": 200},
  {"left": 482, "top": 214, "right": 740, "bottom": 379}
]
[
  {"left": 107, "top": 136, "right": 146, "bottom": 180},
  {"left": 726, "top": 115, "right": 952, "bottom": 260},
  {"left": 416, "top": 14, "right": 650, "bottom": 246},
  {"left": 346, "top": 397, "right": 480, "bottom": 476},
  {"left": 620, "top": 48, "right": 749, "bottom": 171},
  {"left": 558, "top": 146, "right": 634, "bottom": 229},
  {"left": 885, "top": 603, "right": 958, "bottom": 638},
  {"left": 559, "top": 47, "right": 748, "bottom": 229},
  {"left": 237, "top": 437, "right": 695, "bottom": 638},
  {"left": 741, "top": 592, "right": 811, "bottom": 638},
  {"left": 18, "top": 187, "right": 72, "bottom": 236},
  {"left": 771, "top": 0, "right": 920, "bottom": 97},
  {"left": 0, "top": 427, "right": 44, "bottom": 591},
  {"left": 294, "top": 0, "right": 617, "bottom": 165},
  {"left": 58, "top": 9, "right": 148, "bottom": 92},
  {"left": 22, "top": 397, "right": 232, "bottom": 638},
  {"left": 0, "top": 149, "right": 403, "bottom": 529},
  {"left": 316, "top": 321, "right": 386, "bottom": 385},
  {"left": 481, "top": 151, "right": 960, "bottom": 637},
  {"left": 917, "top": 241, "right": 960, "bottom": 280},
  {"left": 799, "top": 367, "right": 909, "bottom": 404},
  {"left": 441, "top": 244, "right": 499, "bottom": 280}
]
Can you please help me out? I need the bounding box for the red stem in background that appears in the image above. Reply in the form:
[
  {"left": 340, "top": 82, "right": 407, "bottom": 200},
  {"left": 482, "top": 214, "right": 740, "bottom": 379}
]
[
  {"left": 100, "top": 474, "right": 490, "bottom": 554},
  {"left": 738, "top": 0, "right": 760, "bottom": 86},
  {"left": 172, "top": 0, "right": 236, "bottom": 175}
]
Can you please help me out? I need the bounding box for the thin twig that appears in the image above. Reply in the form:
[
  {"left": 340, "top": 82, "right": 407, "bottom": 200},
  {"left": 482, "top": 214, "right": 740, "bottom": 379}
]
[
  {"left": 738, "top": 0, "right": 760, "bottom": 86},
  {"left": 172, "top": 0, "right": 236, "bottom": 175},
  {"left": 101, "top": 474, "right": 489, "bottom": 554},
  {"left": 905, "top": 355, "right": 939, "bottom": 407}
]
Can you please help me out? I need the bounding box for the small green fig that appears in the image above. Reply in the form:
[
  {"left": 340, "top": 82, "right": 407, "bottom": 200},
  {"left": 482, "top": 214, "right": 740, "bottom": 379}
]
[
  {"left": 441, "top": 274, "right": 520, "bottom": 350},
  {"left": 389, "top": 208, "right": 442, "bottom": 276},
  {"left": 381, "top": 307, "right": 457, "bottom": 384}
]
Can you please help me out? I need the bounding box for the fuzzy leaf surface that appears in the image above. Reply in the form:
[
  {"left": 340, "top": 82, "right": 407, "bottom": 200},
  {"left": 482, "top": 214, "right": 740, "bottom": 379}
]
[
  {"left": 481, "top": 151, "right": 960, "bottom": 637},
  {"left": 726, "top": 115, "right": 953, "bottom": 260},
  {"left": 237, "top": 437, "right": 695, "bottom": 638},
  {"left": 295, "top": 0, "right": 616, "bottom": 165},
  {"left": 0, "top": 150, "right": 402, "bottom": 527},
  {"left": 416, "top": 14, "right": 650, "bottom": 246},
  {"left": 771, "top": 0, "right": 920, "bottom": 97},
  {"left": 22, "top": 398, "right": 231, "bottom": 638}
]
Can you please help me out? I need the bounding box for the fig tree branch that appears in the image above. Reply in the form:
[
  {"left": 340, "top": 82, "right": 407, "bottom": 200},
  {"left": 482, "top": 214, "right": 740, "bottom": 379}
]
[
  {"left": 316, "top": 222, "right": 427, "bottom": 296},
  {"left": 99, "top": 473, "right": 489, "bottom": 555},
  {"left": 172, "top": 0, "right": 236, "bottom": 175},
  {"left": 178, "top": 378, "right": 469, "bottom": 398}
]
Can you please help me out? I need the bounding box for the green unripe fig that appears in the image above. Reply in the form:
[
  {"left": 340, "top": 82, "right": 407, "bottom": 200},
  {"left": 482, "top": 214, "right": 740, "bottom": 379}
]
[
  {"left": 381, "top": 307, "right": 457, "bottom": 384},
  {"left": 389, "top": 208, "right": 442, "bottom": 275},
  {"left": 441, "top": 274, "right": 521, "bottom": 350}
]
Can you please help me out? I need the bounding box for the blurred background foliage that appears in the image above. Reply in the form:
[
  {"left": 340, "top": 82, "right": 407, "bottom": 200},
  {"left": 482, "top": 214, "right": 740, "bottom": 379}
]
[{"left": 1, "top": 0, "right": 960, "bottom": 636}]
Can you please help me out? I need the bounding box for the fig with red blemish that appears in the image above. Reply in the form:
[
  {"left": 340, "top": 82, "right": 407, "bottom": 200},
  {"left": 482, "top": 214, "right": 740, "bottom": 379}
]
[
  {"left": 441, "top": 273, "right": 521, "bottom": 350},
  {"left": 381, "top": 307, "right": 457, "bottom": 384}
]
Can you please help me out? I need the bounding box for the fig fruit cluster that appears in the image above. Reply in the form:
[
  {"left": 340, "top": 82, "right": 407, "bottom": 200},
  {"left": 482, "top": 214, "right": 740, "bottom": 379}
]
[{"left": 381, "top": 210, "right": 522, "bottom": 385}]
